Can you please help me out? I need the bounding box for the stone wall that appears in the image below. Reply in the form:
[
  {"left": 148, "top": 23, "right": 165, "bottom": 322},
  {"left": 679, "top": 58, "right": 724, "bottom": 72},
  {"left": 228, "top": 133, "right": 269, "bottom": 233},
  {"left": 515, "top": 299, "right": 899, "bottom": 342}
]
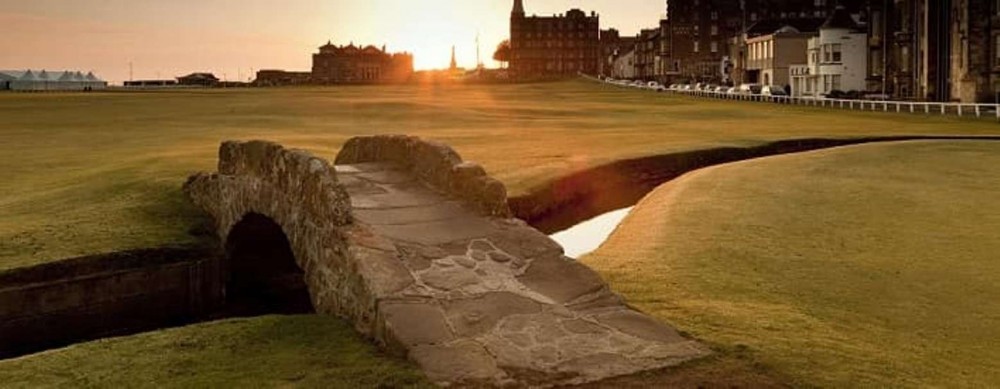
[
  {"left": 0, "top": 247, "right": 221, "bottom": 358},
  {"left": 183, "top": 141, "right": 382, "bottom": 330},
  {"left": 335, "top": 135, "right": 511, "bottom": 218}
]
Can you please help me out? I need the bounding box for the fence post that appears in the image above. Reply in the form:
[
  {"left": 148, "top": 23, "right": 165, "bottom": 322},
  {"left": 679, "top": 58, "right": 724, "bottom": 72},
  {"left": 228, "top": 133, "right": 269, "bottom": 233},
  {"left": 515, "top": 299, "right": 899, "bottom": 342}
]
[
  {"left": 896, "top": 103, "right": 900, "bottom": 113},
  {"left": 884, "top": 102, "right": 888, "bottom": 112},
  {"left": 958, "top": 104, "right": 963, "bottom": 117},
  {"left": 925, "top": 104, "right": 930, "bottom": 114},
  {"left": 976, "top": 105, "right": 981, "bottom": 118},
  {"left": 941, "top": 104, "right": 946, "bottom": 115},
  {"left": 910, "top": 103, "right": 914, "bottom": 113}
]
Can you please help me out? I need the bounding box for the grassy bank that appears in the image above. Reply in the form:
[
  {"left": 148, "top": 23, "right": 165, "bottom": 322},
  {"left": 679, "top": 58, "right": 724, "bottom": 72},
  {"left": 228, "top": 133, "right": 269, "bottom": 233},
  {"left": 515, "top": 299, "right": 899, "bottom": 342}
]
[
  {"left": 2, "top": 81, "right": 999, "bottom": 270},
  {"left": 0, "top": 315, "right": 431, "bottom": 388},
  {"left": 583, "top": 140, "right": 1000, "bottom": 387}
]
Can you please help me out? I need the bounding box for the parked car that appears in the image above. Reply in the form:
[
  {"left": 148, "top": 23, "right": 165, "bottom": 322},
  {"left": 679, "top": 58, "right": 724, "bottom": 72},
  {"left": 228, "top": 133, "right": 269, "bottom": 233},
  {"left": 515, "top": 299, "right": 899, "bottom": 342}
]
[
  {"left": 761, "top": 85, "right": 789, "bottom": 96},
  {"left": 681, "top": 84, "right": 693, "bottom": 91},
  {"left": 737, "top": 84, "right": 763, "bottom": 95},
  {"left": 647, "top": 81, "right": 666, "bottom": 91},
  {"left": 726, "top": 87, "right": 738, "bottom": 94}
]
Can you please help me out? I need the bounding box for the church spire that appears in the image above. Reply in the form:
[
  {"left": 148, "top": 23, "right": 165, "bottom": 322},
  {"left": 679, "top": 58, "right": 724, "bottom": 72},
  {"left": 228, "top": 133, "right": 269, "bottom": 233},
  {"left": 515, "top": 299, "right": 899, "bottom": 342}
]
[
  {"left": 512, "top": 0, "right": 525, "bottom": 17},
  {"left": 450, "top": 46, "right": 457, "bottom": 71}
]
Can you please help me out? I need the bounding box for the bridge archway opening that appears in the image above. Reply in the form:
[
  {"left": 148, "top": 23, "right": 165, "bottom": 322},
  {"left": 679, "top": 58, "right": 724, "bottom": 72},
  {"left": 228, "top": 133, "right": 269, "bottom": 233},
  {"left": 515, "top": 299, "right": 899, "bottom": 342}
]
[{"left": 224, "top": 213, "right": 314, "bottom": 316}]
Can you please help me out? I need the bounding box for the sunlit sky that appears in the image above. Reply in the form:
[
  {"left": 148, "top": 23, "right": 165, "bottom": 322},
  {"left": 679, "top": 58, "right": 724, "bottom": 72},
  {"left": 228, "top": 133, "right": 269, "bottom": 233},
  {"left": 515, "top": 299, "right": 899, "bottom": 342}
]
[{"left": 0, "top": 0, "right": 664, "bottom": 83}]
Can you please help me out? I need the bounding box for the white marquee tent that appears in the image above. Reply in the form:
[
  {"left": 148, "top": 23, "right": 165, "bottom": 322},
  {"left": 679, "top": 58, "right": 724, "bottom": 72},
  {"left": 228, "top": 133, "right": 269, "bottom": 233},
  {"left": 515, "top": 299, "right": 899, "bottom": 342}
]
[{"left": 0, "top": 70, "right": 107, "bottom": 91}]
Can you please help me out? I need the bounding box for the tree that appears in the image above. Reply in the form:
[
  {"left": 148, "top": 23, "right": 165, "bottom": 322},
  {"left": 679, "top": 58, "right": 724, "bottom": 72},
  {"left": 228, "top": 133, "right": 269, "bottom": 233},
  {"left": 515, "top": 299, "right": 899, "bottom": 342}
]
[{"left": 493, "top": 40, "right": 511, "bottom": 68}]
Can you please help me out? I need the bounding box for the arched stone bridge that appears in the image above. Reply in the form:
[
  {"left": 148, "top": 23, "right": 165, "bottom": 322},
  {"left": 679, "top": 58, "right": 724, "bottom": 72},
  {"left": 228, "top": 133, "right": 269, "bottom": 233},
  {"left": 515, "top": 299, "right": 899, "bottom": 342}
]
[{"left": 184, "top": 135, "right": 708, "bottom": 387}]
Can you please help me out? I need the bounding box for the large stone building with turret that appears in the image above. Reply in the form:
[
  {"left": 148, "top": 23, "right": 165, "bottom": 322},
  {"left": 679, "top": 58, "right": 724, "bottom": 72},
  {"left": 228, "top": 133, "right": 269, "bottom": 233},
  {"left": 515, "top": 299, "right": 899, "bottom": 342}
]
[
  {"left": 509, "top": 0, "right": 600, "bottom": 78},
  {"left": 256, "top": 42, "right": 413, "bottom": 86},
  {"left": 312, "top": 42, "right": 413, "bottom": 84}
]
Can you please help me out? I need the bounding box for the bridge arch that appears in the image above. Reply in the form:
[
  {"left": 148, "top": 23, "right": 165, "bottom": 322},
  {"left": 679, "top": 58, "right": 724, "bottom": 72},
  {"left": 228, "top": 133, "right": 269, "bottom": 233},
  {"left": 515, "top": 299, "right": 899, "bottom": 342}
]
[{"left": 224, "top": 212, "right": 312, "bottom": 315}]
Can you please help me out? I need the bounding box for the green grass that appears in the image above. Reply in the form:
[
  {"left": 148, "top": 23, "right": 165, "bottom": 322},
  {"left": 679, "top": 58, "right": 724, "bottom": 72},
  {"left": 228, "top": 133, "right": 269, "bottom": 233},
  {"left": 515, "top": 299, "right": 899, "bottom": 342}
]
[
  {"left": 3, "top": 83, "right": 1000, "bottom": 387},
  {"left": 583, "top": 140, "right": 1000, "bottom": 387},
  {"left": 0, "top": 315, "right": 432, "bottom": 388},
  {"left": 2, "top": 81, "right": 999, "bottom": 270}
]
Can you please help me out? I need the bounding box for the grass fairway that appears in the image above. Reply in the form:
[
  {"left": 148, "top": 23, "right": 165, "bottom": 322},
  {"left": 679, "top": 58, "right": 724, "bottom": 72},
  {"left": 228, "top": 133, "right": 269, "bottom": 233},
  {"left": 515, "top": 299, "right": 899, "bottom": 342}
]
[
  {"left": 0, "top": 315, "right": 431, "bottom": 388},
  {"left": 583, "top": 140, "right": 1000, "bottom": 387},
  {"left": 2, "top": 81, "right": 1000, "bottom": 270}
]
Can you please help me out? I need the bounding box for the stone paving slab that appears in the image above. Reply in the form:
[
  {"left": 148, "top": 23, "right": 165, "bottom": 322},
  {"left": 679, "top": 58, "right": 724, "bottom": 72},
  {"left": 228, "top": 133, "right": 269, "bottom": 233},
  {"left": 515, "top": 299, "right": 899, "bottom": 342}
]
[
  {"left": 339, "top": 162, "right": 711, "bottom": 387},
  {"left": 353, "top": 201, "right": 469, "bottom": 225}
]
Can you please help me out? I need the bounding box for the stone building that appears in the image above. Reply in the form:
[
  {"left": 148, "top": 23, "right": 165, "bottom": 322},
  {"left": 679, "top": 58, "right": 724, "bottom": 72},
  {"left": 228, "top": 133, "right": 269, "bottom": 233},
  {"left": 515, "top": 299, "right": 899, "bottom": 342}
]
[
  {"left": 791, "top": 7, "right": 869, "bottom": 97},
  {"left": 634, "top": 28, "right": 662, "bottom": 80},
  {"left": 312, "top": 42, "right": 413, "bottom": 84},
  {"left": 866, "top": 0, "right": 1000, "bottom": 102},
  {"left": 661, "top": 0, "right": 863, "bottom": 84},
  {"left": 509, "top": 0, "right": 600, "bottom": 78},
  {"left": 734, "top": 18, "right": 824, "bottom": 86},
  {"left": 612, "top": 48, "right": 637, "bottom": 79},
  {"left": 599, "top": 29, "right": 636, "bottom": 77}
]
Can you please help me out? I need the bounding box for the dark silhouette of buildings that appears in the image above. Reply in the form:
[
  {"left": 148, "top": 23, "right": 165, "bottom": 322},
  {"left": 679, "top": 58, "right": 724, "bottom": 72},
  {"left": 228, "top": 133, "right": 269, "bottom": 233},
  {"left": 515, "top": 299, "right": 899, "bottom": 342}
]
[
  {"left": 312, "top": 42, "right": 413, "bottom": 84},
  {"left": 509, "top": 0, "right": 600, "bottom": 78},
  {"left": 177, "top": 73, "right": 220, "bottom": 86},
  {"left": 657, "top": 0, "right": 863, "bottom": 84},
  {"left": 866, "top": 0, "right": 1000, "bottom": 102},
  {"left": 256, "top": 42, "right": 413, "bottom": 86}
]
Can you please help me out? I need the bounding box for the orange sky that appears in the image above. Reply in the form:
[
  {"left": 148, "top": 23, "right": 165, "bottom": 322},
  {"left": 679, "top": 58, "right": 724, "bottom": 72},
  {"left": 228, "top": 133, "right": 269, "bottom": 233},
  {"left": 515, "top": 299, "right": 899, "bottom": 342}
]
[{"left": 0, "top": 1, "right": 664, "bottom": 83}]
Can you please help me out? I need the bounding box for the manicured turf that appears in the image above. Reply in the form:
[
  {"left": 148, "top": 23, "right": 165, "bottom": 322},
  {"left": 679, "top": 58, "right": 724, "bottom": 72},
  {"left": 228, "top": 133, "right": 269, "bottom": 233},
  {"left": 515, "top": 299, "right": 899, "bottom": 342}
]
[
  {"left": 2, "top": 81, "right": 999, "bottom": 270},
  {"left": 583, "top": 140, "right": 1000, "bottom": 387},
  {"left": 0, "top": 315, "right": 432, "bottom": 388}
]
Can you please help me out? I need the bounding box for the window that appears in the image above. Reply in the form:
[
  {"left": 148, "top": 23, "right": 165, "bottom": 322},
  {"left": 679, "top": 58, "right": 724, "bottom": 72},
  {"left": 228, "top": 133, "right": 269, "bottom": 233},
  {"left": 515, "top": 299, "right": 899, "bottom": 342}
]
[
  {"left": 823, "top": 45, "right": 831, "bottom": 62},
  {"left": 711, "top": 41, "right": 718, "bottom": 53},
  {"left": 711, "top": 25, "right": 718, "bottom": 36},
  {"left": 711, "top": 11, "right": 718, "bottom": 20},
  {"left": 694, "top": 41, "right": 700, "bottom": 53},
  {"left": 871, "top": 49, "right": 883, "bottom": 76},
  {"left": 832, "top": 44, "right": 842, "bottom": 62},
  {"left": 995, "top": 36, "right": 1000, "bottom": 66}
]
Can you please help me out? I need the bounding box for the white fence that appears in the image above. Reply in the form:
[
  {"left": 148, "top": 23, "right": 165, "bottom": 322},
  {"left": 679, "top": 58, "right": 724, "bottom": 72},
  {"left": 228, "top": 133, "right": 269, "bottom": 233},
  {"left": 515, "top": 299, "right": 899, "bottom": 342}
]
[{"left": 592, "top": 76, "right": 1000, "bottom": 122}]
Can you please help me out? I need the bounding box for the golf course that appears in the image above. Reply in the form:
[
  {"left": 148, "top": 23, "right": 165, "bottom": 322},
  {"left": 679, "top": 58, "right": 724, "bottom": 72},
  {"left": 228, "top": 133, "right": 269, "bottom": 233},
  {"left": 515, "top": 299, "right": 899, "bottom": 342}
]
[{"left": 2, "top": 80, "right": 999, "bottom": 387}]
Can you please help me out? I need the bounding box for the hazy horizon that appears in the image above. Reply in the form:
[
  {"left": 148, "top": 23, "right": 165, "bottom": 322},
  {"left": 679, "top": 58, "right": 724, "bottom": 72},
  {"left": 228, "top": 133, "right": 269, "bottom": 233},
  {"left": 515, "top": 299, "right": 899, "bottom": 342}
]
[{"left": 0, "top": 0, "right": 664, "bottom": 84}]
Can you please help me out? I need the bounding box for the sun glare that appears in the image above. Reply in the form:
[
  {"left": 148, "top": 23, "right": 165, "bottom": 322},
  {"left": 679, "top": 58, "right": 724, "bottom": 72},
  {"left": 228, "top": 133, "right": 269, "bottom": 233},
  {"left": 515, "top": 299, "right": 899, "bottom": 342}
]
[{"left": 334, "top": 1, "right": 510, "bottom": 70}]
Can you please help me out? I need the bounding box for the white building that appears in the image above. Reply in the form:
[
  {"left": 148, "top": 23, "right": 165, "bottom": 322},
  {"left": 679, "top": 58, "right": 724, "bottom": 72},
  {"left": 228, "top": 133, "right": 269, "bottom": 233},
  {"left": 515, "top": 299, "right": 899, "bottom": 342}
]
[
  {"left": 612, "top": 49, "right": 636, "bottom": 79},
  {"left": 790, "top": 7, "right": 867, "bottom": 98},
  {"left": 0, "top": 70, "right": 107, "bottom": 91}
]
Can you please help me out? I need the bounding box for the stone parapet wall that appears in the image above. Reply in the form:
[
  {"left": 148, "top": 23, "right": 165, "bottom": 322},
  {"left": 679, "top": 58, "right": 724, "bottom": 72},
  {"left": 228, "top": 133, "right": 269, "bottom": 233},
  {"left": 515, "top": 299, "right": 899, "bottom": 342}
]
[
  {"left": 335, "top": 135, "right": 511, "bottom": 217},
  {"left": 183, "top": 141, "right": 373, "bottom": 329}
]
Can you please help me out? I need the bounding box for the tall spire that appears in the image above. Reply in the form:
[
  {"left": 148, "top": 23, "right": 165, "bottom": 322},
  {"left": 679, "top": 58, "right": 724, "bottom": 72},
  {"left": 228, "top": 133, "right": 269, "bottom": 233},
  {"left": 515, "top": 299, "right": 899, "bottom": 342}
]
[
  {"left": 512, "top": 0, "right": 525, "bottom": 17},
  {"left": 450, "top": 46, "right": 457, "bottom": 71}
]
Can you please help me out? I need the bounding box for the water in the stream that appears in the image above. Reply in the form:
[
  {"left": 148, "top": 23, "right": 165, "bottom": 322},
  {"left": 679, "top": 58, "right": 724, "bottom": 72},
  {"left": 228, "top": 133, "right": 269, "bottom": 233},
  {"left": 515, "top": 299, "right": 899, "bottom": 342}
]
[{"left": 550, "top": 207, "right": 634, "bottom": 258}]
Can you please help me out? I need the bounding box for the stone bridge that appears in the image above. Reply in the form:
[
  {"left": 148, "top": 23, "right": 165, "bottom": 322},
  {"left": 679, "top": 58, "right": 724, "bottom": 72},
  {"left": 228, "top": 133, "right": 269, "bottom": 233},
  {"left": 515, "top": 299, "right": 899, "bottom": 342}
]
[{"left": 184, "top": 135, "right": 708, "bottom": 387}]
